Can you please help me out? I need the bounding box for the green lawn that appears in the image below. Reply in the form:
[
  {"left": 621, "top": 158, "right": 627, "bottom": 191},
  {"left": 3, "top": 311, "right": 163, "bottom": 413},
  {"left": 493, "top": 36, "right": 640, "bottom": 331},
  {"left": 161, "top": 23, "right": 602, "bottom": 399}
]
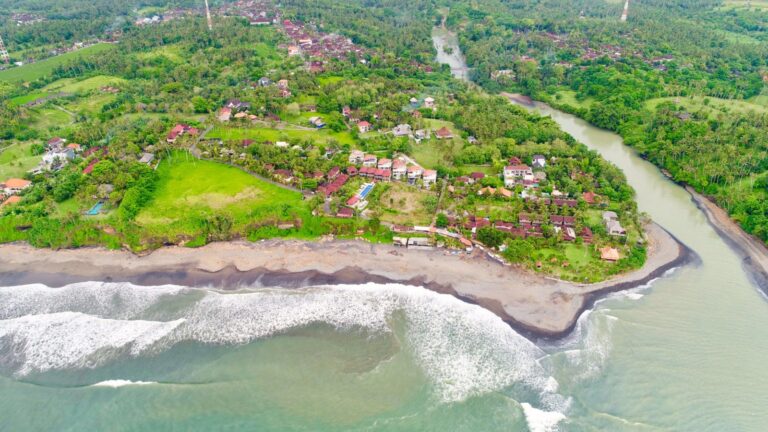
[
  {"left": 318, "top": 76, "right": 345, "bottom": 86},
  {"left": 136, "top": 152, "right": 303, "bottom": 227},
  {"left": 0, "top": 142, "right": 41, "bottom": 179},
  {"left": 0, "top": 44, "right": 116, "bottom": 83},
  {"left": 208, "top": 125, "right": 356, "bottom": 146}
]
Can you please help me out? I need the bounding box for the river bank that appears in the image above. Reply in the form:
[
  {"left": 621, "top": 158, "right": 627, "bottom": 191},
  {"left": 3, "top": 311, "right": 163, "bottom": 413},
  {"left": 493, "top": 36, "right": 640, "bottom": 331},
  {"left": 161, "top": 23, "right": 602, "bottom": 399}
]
[
  {"left": 0, "top": 221, "right": 688, "bottom": 340},
  {"left": 687, "top": 187, "right": 768, "bottom": 291}
]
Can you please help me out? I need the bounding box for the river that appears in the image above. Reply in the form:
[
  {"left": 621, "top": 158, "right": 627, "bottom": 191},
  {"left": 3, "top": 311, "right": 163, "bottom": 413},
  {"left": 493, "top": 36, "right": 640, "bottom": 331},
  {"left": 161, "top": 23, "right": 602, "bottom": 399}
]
[{"left": 433, "top": 27, "right": 768, "bottom": 430}]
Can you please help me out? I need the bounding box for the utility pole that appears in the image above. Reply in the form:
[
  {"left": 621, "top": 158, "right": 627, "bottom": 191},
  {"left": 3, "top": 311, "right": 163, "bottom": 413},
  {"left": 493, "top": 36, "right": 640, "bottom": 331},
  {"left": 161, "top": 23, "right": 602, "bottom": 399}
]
[
  {"left": 0, "top": 34, "right": 10, "bottom": 65},
  {"left": 204, "top": 0, "right": 213, "bottom": 31}
]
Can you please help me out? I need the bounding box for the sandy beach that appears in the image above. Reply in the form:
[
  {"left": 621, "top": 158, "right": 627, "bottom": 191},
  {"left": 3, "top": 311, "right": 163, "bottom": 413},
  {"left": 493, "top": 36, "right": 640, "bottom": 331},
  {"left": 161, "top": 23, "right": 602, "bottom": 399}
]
[{"left": 0, "top": 221, "right": 689, "bottom": 339}]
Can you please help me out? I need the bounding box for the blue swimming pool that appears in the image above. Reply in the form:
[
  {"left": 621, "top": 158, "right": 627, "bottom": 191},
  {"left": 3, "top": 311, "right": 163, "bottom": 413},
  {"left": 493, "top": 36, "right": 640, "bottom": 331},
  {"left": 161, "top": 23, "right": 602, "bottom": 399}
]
[
  {"left": 359, "top": 183, "right": 374, "bottom": 199},
  {"left": 86, "top": 202, "right": 103, "bottom": 216}
]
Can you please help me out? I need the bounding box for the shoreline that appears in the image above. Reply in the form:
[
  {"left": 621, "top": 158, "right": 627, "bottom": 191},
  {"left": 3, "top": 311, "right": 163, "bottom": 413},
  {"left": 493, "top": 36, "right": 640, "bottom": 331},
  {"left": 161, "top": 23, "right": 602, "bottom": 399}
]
[
  {"left": 0, "top": 222, "right": 691, "bottom": 340},
  {"left": 686, "top": 186, "right": 768, "bottom": 291}
]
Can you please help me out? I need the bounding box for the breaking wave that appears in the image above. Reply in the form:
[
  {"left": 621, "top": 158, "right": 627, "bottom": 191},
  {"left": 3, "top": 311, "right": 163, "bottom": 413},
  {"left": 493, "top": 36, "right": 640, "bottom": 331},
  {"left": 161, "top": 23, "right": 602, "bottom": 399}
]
[
  {"left": 0, "top": 281, "right": 568, "bottom": 412},
  {"left": 91, "top": 379, "right": 157, "bottom": 388}
]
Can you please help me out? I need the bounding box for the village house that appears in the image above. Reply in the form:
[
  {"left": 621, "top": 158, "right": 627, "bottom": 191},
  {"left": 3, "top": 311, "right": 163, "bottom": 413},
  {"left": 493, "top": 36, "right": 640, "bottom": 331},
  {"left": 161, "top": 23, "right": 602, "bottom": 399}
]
[
  {"left": 414, "top": 129, "right": 430, "bottom": 141},
  {"left": 139, "top": 153, "right": 155, "bottom": 165},
  {"left": 407, "top": 166, "right": 423, "bottom": 184},
  {"left": 603, "top": 211, "right": 627, "bottom": 236},
  {"left": 409, "top": 97, "right": 419, "bottom": 108},
  {"left": 47, "top": 137, "right": 66, "bottom": 149},
  {"left": 42, "top": 147, "right": 75, "bottom": 170},
  {"left": 600, "top": 246, "right": 621, "bottom": 262},
  {"left": 218, "top": 107, "right": 232, "bottom": 122},
  {"left": 357, "top": 121, "right": 372, "bottom": 133},
  {"left": 288, "top": 45, "right": 301, "bottom": 56},
  {"left": 422, "top": 170, "right": 437, "bottom": 188},
  {"left": 362, "top": 154, "right": 378, "bottom": 167},
  {"left": 66, "top": 143, "right": 82, "bottom": 153},
  {"left": 377, "top": 158, "right": 392, "bottom": 170},
  {"left": 424, "top": 97, "right": 435, "bottom": 109},
  {"left": 167, "top": 124, "right": 199, "bottom": 143},
  {"left": 393, "top": 124, "right": 412, "bottom": 137},
  {"left": 532, "top": 154, "right": 547, "bottom": 169},
  {"left": 435, "top": 127, "right": 453, "bottom": 140},
  {"left": 503, "top": 164, "right": 533, "bottom": 187},
  {"left": 392, "top": 160, "right": 407, "bottom": 180},
  {"left": 308, "top": 116, "right": 326, "bottom": 128},
  {"left": 469, "top": 172, "right": 485, "bottom": 183},
  {"left": 258, "top": 77, "right": 272, "bottom": 87},
  {"left": 336, "top": 207, "right": 354, "bottom": 218},
  {"left": 226, "top": 99, "right": 251, "bottom": 112},
  {"left": 348, "top": 150, "right": 365, "bottom": 164},
  {"left": 1, "top": 195, "right": 22, "bottom": 207},
  {"left": 2, "top": 178, "right": 32, "bottom": 195}
]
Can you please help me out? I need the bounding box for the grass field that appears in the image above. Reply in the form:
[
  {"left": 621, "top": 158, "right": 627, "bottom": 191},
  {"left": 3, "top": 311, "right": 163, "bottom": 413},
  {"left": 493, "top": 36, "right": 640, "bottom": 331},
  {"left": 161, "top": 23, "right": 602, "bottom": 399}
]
[
  {"left": 136, "top": 152, "right": 303, "bottom": 227},
  {"left": 208, "top": 125, "right": 356, "bottom": 146},
  {"left": 644, "top": 96, "right": 768, "bottom": 117},
  {"left": 65, "top": 93, "right": 116, "bottom": 115},
  {"left": 0, "top": 44, "right": 115, "bottom": 83},
  {"left": 378, "top": 182, "right": 435, "bottom": 225},
  {"left": 9, "top": 92, "right": 50, "bottom": 106},
  {"left": 42, "top": 75, "right": 127, "bottom": 93},
  {"left": 720, "top": 0, "right": 768, "bottom": 9},
  {"left": 553, "top": 90, "right": 594, "bottom": 109},
  {"left": 0, "top": 142, "right": 41, "bottom": 179},
  {"left": 30, "top": 107, "right": 74, "bottom": 131},
  {"left": 136, "top": 45, "right": 185, "bottom": 63}
]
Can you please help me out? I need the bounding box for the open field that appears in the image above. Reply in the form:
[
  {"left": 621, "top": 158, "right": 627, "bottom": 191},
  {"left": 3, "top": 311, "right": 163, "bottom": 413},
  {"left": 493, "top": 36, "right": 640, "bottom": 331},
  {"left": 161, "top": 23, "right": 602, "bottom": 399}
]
[
  {"left": 207, "top": 125, "right": 356, "bottom": 146},
  {"left": 0, "top": 142, "right": 41, "bottom": 179},
  {"left": 554, "top": 89, "right": 594, "bottom": 109},
  {"left": 645, "top": 95, "right": 768, "bottom": 117},
  {"left": 42, "top": 75, "right": 127, "bottom": 93},
  {"left": 65, "top": 93, "right": 116, "bottom": 115},
  {"left": 29, "top": 107, "right": 74, "bottom": 131},
  {"left": 136, "top": 45, "right": 185, "bottom": 63},
  {"left": 720, "top": 0, "right": 768, "bottom": 9},
  {"left": 0, "top": 44, "right": 115, "bottom": 83},
  {"left": 377, "top": 182, "right": 435, "bottom": 226},
  {"left": 136, "top": 152, "right": 303, "bottom": 227},
  {"left": 411, "top": 136, "right": 463, "bottom": 168}
]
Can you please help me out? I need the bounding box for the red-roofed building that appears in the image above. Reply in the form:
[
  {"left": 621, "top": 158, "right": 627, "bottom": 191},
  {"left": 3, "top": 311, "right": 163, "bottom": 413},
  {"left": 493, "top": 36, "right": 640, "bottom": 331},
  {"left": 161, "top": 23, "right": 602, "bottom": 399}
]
[
  {"left": 357, "top": 121, "right": 371, "bottom": 133},
  {"left": 337, "top": 207, "right": 354, "bottom": 218},
  {"left": 435, "top": 127, "right": 453, "bottom": 139}
]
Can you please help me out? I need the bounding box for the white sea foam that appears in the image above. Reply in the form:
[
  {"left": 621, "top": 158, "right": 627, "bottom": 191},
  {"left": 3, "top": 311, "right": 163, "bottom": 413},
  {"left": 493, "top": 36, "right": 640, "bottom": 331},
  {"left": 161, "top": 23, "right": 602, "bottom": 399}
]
[
  {"left": 0, "top": 281, "right": 568, "bottom": 410},
  {"left": 0, "top": 311, "right": 185, "bottom": 376},
  {"left": 521, "top": 402, "right": 566, "bottom": 432},
  {"left": 0, "top": 282, "right": 185, "bottom": 320},
  {"left": 91, "top": 379, "right": 157, "bottom": 387}
]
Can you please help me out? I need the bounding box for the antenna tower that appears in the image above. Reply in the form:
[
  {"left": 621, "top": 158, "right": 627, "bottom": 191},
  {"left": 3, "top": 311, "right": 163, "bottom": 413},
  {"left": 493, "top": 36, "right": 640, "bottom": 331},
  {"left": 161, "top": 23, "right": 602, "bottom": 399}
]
[
  {"left": 0, "top": 35, "right": 10, "bottom": 65},
  {"left": 204, "top": 0, "right": 213, "bottom": 31}
]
